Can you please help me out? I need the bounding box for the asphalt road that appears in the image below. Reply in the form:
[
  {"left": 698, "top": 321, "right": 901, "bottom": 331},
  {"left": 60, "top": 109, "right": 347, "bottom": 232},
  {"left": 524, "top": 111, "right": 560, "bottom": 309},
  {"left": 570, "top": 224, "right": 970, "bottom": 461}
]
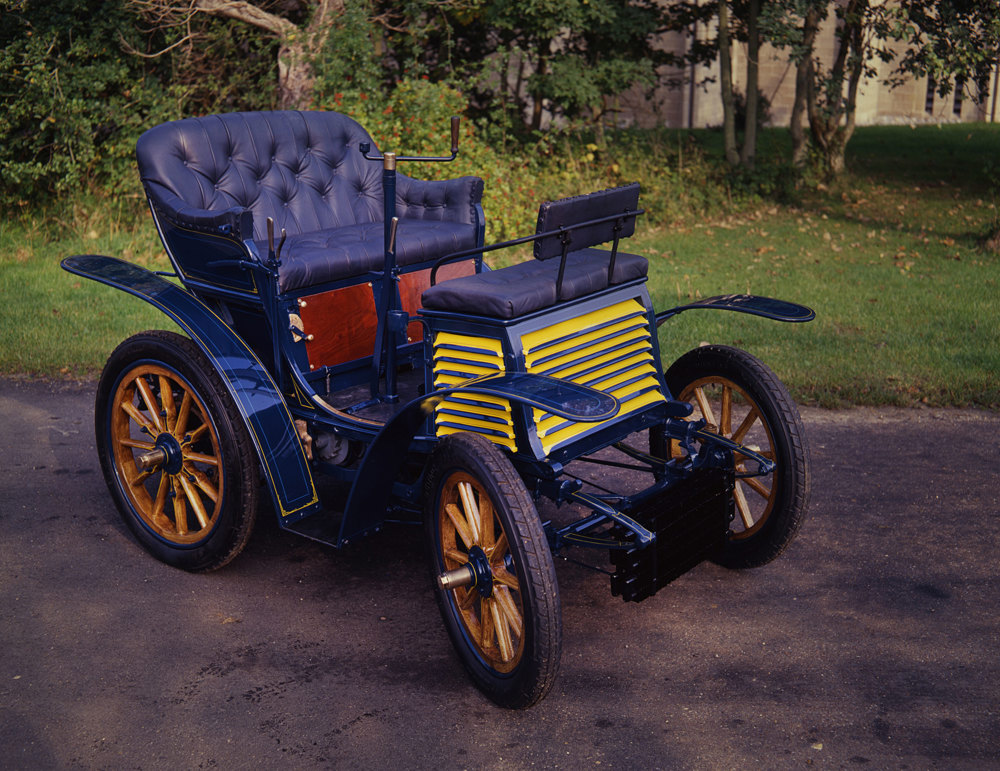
[{"left": 1, "top": 377, "right": 998, "bottom": 770}]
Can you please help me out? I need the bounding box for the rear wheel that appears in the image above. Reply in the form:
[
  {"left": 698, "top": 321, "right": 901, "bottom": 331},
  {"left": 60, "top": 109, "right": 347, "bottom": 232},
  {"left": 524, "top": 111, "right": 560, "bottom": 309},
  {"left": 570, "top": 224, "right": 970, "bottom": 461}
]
[
  {"left": 654, "top": 345, "right": 810, "bottom": 568},
  {"left": 424, "top": 433, "right": 561, "bottom": 709},
  {"left": 95, "top": 331, "right": 259, "bottom": 572}
]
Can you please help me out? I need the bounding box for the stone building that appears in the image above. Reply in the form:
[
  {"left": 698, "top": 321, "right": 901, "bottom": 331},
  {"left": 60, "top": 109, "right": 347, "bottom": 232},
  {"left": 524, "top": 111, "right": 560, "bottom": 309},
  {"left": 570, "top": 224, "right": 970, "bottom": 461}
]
[{"left": 618, "top": 8, "right": 1000, "bottom": 129}]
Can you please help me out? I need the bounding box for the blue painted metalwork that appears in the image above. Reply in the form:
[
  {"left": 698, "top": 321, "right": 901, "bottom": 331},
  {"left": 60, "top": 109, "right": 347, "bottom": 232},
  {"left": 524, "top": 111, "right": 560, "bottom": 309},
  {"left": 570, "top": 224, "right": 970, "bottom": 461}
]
[
  {"left": 339, "top": 372, "right": 623, "bottom": 544},
  {"left": 61, "top": 254, "right": 321, "bottom": 522},
  {"left": 656, "top": 293, "right": 815, "bottom": 325}
]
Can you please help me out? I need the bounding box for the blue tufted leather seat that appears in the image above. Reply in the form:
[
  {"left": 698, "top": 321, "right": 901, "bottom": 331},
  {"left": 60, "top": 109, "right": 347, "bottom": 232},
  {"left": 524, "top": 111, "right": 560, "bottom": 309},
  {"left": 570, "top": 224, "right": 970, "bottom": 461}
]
[
  {"left": 136, "top": 111, "right": 483, "bottom": 293},
  {"left": 421, "top": 184, "right": 647, "bottom": 319}
]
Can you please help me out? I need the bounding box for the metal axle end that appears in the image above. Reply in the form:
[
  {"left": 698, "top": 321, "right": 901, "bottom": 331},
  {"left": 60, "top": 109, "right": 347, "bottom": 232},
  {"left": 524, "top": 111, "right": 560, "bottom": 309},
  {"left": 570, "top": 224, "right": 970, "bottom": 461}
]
[
  {"left": 137, "top": 447, "right": 167, "bottom": 470},
  {"left": 436, "top": 564, "right": 475, "bottom": 591}
]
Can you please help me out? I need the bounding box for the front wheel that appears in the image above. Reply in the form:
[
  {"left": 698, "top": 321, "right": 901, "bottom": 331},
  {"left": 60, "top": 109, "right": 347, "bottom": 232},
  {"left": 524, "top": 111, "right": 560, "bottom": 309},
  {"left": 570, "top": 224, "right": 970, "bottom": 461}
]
[
  {"left": 95, "top": 330, "right": 259, "bottom": 572},
  {"left": 654, "top": 345, "right": 810, "bottom": 569},
  {"left": 424, "top": 433, "right": 561, "bottom": 709}
]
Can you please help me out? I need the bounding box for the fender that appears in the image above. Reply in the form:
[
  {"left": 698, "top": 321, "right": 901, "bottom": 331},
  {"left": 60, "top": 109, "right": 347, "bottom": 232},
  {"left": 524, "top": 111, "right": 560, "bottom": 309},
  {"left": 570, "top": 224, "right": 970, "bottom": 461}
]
[
  {"left": 337, "top": 373, "right": 621, "bottom": 545},
  {"left": 655, "top": 294, "right": 815, "bottom": 326},
  {"left": 62, "top": 255, "right": 321, "bottom": 522}
]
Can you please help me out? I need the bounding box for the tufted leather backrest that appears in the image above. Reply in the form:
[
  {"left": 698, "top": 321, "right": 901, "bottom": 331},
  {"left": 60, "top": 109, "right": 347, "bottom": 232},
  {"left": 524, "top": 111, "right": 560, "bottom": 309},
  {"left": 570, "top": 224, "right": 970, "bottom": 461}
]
[{"left": 136, "top": 111, "right": 385, "bottom": 241}]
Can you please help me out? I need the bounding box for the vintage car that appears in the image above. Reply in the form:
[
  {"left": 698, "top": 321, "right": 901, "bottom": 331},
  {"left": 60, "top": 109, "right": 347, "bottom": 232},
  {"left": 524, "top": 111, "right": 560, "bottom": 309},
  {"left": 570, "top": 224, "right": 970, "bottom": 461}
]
[{"left": 63, "top": 110, "right": 813, "bottom": 708}]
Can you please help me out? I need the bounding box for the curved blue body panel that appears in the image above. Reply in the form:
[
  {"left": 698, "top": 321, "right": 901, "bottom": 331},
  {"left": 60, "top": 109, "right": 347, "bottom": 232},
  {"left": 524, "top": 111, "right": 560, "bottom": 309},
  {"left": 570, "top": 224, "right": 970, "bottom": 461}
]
[
  {"left": 655, "top": 294, "right": 815, "bottom": 325},
  {"left": 62, "top": 255, "right": 320, "bottom": 522},
  {"left": 338, "top": 374, "right": 623, "bottom": 543}
]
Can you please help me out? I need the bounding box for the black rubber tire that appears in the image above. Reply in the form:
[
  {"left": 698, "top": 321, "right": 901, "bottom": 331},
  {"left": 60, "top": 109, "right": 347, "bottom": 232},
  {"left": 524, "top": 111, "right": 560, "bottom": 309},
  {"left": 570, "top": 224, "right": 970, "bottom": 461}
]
[
  {"left": 95, "top": 330, "right": 259, "bottom": 572},
  {"left": 655, "top": 345, "right": 810, "bottom": 569},
  {"left": 424, "top": 433, "right": 561, "bottom": 709}
]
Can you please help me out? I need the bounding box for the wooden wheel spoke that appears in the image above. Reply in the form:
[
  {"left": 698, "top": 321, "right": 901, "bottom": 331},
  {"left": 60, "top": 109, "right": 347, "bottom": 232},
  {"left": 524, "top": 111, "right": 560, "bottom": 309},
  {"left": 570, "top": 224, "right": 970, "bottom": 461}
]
[
  {"left": 720, "top": 384, "right": 733, "bottom": 436},
  {"left": 121, "top": 399, "right": 157, "bottom": 436},
  {"left": 458, "top": 586, "right": 478, "bottom": 611},
  {"left": 488, "top": 597, "right": 515, "bottom": 662},
  {"left": 732, "top": 406, "right": 761, "bottom": 444},
  {"left": 458, "top": 482, "right": 482, "bottom": 544},
  {"left": 743, "top": 474, "right": 771, "bottom": 500},
  {"left": 444, "top": 547, "right": 468, "bottom": 566},
  {"left": 177, "top": 474, "right": 209, "bottom": 529},
  {"left": 119, "top": 437, "right": 156, "bottom": 451},
  {"left": 174, "top": 391, "right": 193, "bottom": 438},
  {"left": 152, "top": 474, "right": 169, "bottom": 518},
  {"left": 171, "top": 476, "right": 188, "bottom": 535},
  {"left": 445, "top": 503, "right": 474, "bottom": 549},
  {"left": 480, "top": 597, "right": 496, "bottom": 651},
  {"left": 186, "top": 422, "right": 209, "bottom": 444},
  {"left": 692, "top": 386, "right": 716, "bottom": 428},
  {"left": 134, "top": 377, "right": 164, "bottom": 434},
  {"left": 489, "top": 530, "right": 508, "bottom": 561},
  {"left": 127, "top": 466, "right": 154, "bottom": 487},
  {"left": 492, "top": 565, "right": 520, "bottom": 592},
  {"left": 478, "top": 497, "right": 496, "bottom": 552},
  {"left": 493, "top": 585, "right": 523, "bottom": 640},
  {"left": 184, "top": 464, "right": 219, "bottom": 504},
  {"left": 733, "top": 481, "right": 754, "bottom": 528},
  {"left": 182, "top": 450, "right": 219, "bottom": 467},
  {"left": 159, "top": 376, "right": 177, "bottom": 432}
]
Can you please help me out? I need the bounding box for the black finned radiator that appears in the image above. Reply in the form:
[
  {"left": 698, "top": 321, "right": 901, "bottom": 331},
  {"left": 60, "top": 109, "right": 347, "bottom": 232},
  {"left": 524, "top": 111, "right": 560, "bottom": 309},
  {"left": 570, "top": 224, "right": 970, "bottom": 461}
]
[{"left": 611, "top": 467, "right": 733, "bottom": 602}]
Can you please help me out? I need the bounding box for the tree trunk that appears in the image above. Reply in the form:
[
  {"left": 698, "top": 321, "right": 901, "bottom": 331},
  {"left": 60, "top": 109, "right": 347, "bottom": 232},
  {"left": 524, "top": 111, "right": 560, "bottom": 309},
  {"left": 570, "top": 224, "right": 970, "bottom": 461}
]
[
  {"left": 740, "top": 0, "right": 760, "bottom": 169},
  {"left": 278, "top": 41, "right": 313, "bottom": 109},
  {"left": 791, "top": 5, "right": 822, "bottom": 167},
  {"left": 188, "top": 0, "right": 343, "bottom": 110},
  {"left": 807, "top": 0, "right": 865, "bottom": 179},
  {"left": 718, "top": 0, "right": 739, "bottom": 166},
  {"left": 530, "top": 42, "right": 551, "bottom": 132}
]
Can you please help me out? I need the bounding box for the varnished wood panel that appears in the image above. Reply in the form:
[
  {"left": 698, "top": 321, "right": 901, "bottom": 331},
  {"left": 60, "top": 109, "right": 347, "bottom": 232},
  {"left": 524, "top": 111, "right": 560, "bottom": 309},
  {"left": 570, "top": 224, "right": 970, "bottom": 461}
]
[
  {"left": 298, "top": 282, "right": 378, "bottom": 370},
  {"left": 399, "top": 259, "right": 477, "bottom": 342}
]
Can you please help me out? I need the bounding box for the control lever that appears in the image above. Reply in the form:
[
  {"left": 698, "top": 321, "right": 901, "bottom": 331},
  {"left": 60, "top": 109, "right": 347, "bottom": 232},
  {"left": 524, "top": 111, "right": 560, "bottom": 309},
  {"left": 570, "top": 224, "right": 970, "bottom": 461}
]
[
  {"left": 388, "top": 216, "right": 399, "bottom": 254},
  {"left": 266, "top": 216, "right": 286, "bottom": 266}
]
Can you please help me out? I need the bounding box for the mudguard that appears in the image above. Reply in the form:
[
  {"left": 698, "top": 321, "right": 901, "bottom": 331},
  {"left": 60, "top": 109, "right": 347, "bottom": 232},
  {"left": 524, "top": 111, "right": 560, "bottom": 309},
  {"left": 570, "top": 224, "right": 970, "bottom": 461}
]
[
  {"left": 62, "top": 255, "right": 320, "bottom": 522},
  {"left": 338, "top": 373, "right": 620, "bottom": 544},
  {"left": 655, "top": 294, "right": 815, "bottom": 325}
]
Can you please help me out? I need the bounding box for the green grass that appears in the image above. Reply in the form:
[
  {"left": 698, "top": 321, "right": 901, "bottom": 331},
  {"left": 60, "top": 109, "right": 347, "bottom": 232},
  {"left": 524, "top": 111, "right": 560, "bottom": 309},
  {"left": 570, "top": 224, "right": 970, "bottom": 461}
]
[
  {"left": 2, "top": 124, "right": 998, "bottom": 407},
  {"left": 0, "top": 199, "right": 179, "bottom": 379}
]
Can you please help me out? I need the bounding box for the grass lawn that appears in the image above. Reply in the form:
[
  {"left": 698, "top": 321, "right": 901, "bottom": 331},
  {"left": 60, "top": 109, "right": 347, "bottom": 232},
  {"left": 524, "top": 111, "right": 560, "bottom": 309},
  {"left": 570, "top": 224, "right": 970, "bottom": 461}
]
[
  {"left": 1, "top": 123, "right": 997, "bottom": 407},
  {"left": 643, "top": 123, "right": 999, "bottom": 407}
]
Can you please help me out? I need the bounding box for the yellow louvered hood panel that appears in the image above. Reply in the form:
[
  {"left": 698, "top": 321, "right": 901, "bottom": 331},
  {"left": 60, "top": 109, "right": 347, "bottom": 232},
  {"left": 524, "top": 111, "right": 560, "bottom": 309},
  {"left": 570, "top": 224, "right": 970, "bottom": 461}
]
[
  {"left": 432, "top": 332, "right": 517, "bottom": 451},
  {"left": 522, "top": 299, "right": 665, "bottom": 455},
  {"left": 430, "top": 297, "right": 665, "bottom": 457}
]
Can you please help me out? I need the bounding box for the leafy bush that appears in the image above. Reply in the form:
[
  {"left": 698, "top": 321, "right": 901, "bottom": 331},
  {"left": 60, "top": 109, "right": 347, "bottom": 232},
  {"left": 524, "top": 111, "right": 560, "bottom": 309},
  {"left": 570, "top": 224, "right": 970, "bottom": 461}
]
[{"left": 0, "top": 0, "right": 177, "bottom": 210}]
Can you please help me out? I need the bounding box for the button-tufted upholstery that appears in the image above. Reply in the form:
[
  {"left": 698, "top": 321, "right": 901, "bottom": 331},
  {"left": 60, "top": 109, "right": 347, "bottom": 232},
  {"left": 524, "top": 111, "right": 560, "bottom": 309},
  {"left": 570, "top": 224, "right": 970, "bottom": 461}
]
[{"left": 136, "top": 111, "right": 483, "bottom": 292}]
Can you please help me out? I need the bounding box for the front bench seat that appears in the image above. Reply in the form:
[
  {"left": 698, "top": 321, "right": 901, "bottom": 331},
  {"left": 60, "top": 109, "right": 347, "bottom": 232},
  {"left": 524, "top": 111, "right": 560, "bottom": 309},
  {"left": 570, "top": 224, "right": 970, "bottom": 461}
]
[
  {"left": 136, "top": 110, "right": 484, "bottom": 293},
  {"left": 422, "top": 183, "right": 647, "bottom": 319}
]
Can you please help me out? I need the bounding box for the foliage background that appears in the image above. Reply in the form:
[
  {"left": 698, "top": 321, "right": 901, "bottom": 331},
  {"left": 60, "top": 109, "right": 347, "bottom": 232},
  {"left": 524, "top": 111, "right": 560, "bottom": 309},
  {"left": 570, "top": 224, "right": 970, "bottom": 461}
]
[{"left": 0, "top": 1, "right": 997, "bottom": 407}]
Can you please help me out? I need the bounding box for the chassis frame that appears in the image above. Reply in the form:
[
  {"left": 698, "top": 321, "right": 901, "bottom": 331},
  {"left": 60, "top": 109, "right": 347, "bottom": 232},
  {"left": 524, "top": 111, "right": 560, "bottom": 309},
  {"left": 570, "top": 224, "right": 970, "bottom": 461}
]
[{"left": 63, "top": 112, "right": 814, "bottom": 708}]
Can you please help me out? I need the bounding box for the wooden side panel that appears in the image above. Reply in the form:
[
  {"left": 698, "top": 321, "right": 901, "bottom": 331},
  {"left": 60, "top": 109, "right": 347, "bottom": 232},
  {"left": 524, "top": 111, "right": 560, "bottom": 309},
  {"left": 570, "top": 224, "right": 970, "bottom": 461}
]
[
  {"left": 298, "top": 282, "right": 378, "bottom": 370},
  {"left": 399, "top": 259, "right": 477, "bottom": 342}
]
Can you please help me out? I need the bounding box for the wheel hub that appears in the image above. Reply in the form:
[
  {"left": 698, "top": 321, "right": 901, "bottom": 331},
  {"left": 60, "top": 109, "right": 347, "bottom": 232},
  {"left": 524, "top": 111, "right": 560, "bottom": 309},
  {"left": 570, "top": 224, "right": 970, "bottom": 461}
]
[
  {"left": 145, "top": 433, "right": 184, "bottom": 475},
  {"left": 436, "top": 545, "right": 495, "bottom": 597},
  {"left": 466, "top": 546, "right": 494, "bottom": 598}
]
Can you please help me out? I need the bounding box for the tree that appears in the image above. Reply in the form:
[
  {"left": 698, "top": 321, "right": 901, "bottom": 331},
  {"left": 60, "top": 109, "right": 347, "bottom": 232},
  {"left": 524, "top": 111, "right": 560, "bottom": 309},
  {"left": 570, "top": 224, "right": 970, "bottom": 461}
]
[
  {"left": 411, "top": 0, "right": 666, "bottom": 133},
  {"left": 0, "top": 0, "right": 173, "bottom": 208},
  {"left": 128, "top": 0, "right": 345, "bottom": 109},
  {"left": 777, "top": 0, "right": 1000, "bottom": 177},
  {"left": 665, "top": 1, "right": 766, "bottom": 169}
]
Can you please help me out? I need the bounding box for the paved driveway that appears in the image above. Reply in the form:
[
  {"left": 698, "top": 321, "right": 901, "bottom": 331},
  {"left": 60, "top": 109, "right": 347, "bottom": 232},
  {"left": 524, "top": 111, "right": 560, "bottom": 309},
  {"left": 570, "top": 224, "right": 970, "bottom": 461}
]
[{"left": 1, "top": 378, "right": 998, "bottom": 769}]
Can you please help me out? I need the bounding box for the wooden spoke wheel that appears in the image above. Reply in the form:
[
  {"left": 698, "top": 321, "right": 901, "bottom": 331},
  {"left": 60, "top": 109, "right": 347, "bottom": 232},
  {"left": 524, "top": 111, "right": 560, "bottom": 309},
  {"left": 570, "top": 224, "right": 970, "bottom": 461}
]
[
  {"left": 425, "top": 433, "right": 561, "bottom": 709},
  {"left": 656, "top": 345, "right": 810, "bottom": 569},
  {"left": 96, "top": 331, "right": 258, "bottom": 572}
]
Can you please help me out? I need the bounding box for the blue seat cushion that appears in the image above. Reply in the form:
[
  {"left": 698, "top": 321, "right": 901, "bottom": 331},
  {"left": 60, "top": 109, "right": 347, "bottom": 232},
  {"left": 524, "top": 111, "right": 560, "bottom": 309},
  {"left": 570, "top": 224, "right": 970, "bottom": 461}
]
[
  {"left": 421, "top": 248, "right": 648, "bottom": 319},
  {"left": 262, "top": 220, "right": 479, "bottom": 292}
]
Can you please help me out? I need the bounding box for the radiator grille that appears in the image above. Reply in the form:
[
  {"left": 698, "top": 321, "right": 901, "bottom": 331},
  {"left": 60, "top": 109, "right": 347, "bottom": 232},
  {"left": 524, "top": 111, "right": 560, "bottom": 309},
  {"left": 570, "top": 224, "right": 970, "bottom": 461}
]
[
  {"left": 431, "top": 332, "right": 517, "bottom": 450},
  {"left": 430, "top": 298, "right": 665, "bottom": 456},
  {"left": 521, "top": 299, "right": 665, "bottom": 455}
]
